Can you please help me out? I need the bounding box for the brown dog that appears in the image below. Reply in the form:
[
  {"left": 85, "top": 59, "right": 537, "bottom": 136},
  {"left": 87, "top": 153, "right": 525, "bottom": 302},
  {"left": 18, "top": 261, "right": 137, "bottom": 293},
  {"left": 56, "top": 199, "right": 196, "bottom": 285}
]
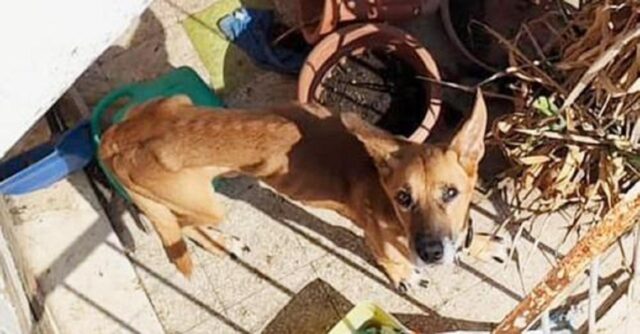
[{"left": 99, "top": 90, "right": 506, "bottom": 291}]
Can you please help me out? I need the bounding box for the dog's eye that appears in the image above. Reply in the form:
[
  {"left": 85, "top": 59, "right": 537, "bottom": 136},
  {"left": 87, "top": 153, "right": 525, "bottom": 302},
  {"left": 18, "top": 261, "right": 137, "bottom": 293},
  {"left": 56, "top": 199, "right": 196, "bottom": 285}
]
[
  {"left": 442, "top": 186, "right": 459, "bottom": 203},
  {"left": 395, "top": 189, "right": 413, "bottom": 209}
]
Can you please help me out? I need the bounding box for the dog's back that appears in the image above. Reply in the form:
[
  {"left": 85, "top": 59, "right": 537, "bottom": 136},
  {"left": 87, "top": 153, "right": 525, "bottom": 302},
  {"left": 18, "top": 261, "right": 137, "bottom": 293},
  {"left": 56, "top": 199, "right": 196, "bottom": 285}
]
[
  {"left": 101, "top": 98, "right": 302, "bottom": 174},
  {"left": 101, "top": 99, "right": 377, "bottom": 199},
  {"left": 262, "top": 104, "right": 383, "bottom": 217}
]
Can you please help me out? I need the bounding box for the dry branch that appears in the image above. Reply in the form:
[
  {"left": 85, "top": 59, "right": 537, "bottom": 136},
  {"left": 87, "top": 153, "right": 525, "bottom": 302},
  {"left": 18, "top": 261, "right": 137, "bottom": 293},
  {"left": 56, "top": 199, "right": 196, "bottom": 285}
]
[
  {"left": 561, "top": 24, "right": 640, "bottom": 111},
  {"left": 491, "top": 1, "right": 640, "bottom": 221},
  {"left": 493, "top": 187, "right": 640, "bottom": 333}
]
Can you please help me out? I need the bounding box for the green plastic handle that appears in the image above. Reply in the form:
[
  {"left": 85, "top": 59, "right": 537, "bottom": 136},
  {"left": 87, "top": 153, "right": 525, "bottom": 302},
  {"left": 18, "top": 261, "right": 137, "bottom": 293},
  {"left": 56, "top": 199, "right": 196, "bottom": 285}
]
[
  {"left": 91, "top": 84, "right": 138, "bottom": 147},
  {"left": 91, "top": 84, "right": 141, "bottom": 202}
]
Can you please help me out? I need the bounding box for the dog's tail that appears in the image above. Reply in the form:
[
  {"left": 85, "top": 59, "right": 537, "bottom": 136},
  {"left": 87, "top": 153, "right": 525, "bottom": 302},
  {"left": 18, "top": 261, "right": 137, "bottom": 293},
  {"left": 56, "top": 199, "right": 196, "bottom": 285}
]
[{"left": 164, "top": 238, "right": 194, "bottom": 277}]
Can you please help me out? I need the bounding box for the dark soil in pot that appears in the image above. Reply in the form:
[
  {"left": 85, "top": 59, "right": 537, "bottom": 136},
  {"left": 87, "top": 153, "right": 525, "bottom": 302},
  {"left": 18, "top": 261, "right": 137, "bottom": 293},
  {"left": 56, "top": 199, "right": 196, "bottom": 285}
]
[{"left": 318, "top": 49, "right": 427, "bottom": 138}]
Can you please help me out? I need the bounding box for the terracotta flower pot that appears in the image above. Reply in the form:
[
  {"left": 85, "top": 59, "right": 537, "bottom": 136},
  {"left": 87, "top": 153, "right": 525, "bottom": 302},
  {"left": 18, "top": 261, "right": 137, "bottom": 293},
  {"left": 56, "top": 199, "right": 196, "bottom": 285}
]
[
  {"left": 298, "top": 0, "right": 440, "bottom": 44},
  {"left": 298, "top": 23, "right": 441, "bottom": 143}
]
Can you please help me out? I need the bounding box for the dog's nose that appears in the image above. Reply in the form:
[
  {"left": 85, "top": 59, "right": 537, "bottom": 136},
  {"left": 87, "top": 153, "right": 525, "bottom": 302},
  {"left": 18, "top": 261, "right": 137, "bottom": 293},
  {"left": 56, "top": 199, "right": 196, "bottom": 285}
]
[{"left": 416, "top": 234, "right": 444, "bottom": 263}]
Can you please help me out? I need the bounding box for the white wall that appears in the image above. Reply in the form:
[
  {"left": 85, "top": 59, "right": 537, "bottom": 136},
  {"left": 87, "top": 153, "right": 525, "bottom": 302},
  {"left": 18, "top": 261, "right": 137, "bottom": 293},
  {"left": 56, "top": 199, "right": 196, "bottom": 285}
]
[
  {"left": 0, "top": 0, "right": 152, "bottom": 158},
  {"left": 0, "top": 234, "right": 23, "bottom": 334}
]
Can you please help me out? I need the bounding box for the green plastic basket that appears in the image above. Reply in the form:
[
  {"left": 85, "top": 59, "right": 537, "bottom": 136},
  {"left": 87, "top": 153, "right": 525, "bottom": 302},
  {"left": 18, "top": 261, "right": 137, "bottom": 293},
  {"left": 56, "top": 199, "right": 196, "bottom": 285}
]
[{"left": 91, "top": 66, "right": 224, "bottom": 201}]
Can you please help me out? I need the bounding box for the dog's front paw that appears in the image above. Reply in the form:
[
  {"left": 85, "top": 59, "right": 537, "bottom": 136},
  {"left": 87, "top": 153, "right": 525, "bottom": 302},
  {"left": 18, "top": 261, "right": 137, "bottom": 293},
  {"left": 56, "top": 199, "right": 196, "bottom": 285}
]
[
  {"left": 394, "top": 270, "right": 429, "bottom": 294},
  {"left": 396, "top": 280, "right": 410, "bottom": 294},
  {"left": 227, "top": 235, "right": 251, "bottom": 257},
  {"left": 467, "top": 233, "right": 510, "bottom": 264}
]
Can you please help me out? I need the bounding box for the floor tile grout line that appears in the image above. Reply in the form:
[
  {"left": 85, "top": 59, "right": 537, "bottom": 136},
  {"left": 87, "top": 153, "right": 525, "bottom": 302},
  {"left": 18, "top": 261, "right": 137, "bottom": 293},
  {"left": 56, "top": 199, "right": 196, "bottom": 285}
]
[
  {"left": 160, "top": 252, "right": 231, "bottom": 317},
  {"left": 221, "top": 237, "right": 383, "bottom": 305},
  {"left": 219, "top": 261, "right": 319, "bottom": 310},
  {"left": 290, "top": 221, "right": 339, "bottom": 265},
  {"left": 196, "top": 265, "right": 231, "bottom": 317},
  {"left": 123, "top": 267, "right": 171, "bottom": 334},
  {"left": 109, "top": 307, "right": 161, "bottom": 334},
  {"left": 181, "top": 317, "right": 211, "bottom": 334},
  {"left": 187, "top": 204, "right": 366, "bottom": 313},
  {"left": 113, "top": 240, "right": 250, "bottom": 333},
  {"left": 153, "top": 0, "right": 185, "bottom": 29},
  {"left": 308, "top": 253, "right": 348, "bottom": 320},
  {"left": 125, "top": 246, "right": 236, "bottom": 333},
  {"left": 433, "top": 262, "right": 521, "bottom": 310}
]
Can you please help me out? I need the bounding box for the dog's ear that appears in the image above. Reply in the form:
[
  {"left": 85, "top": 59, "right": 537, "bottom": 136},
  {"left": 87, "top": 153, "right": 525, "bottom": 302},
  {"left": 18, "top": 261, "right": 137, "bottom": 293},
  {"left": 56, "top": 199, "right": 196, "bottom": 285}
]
[
  {"left": 450, "top": 89, "right": 487, "bottom": 174},
  {"left": 341, "top": 112, "right": 401, "bottom": 176}
]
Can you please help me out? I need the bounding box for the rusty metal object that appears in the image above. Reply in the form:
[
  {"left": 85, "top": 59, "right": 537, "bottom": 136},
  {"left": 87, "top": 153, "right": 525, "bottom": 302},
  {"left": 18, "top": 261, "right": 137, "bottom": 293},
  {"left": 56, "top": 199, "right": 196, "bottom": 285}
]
[{"left": 493, "top": 192, "right": 640, "bottom": 333}]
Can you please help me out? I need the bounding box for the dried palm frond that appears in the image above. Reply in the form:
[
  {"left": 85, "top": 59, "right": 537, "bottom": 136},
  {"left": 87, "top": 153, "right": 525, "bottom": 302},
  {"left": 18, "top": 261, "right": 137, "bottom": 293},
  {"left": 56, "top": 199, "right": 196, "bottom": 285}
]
[{"left": 491, "top": 0, "right": 640, "bottom": 222}]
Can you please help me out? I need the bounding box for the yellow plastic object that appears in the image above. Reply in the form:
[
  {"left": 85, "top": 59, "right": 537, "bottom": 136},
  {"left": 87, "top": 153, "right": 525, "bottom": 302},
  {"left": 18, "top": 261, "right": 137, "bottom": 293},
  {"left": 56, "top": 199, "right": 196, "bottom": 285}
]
[{"left": 328, "top": 302, "right": 412, "bottom": 334}]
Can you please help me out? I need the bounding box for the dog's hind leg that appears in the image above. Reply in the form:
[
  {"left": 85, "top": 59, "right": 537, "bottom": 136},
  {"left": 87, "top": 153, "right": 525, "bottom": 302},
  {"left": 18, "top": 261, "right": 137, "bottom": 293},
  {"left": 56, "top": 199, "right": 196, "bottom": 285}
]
[
  {"left": 180, "top": 213, "right": 249, "bottom": 259},
  {"left": 136, "top": 166, "right": 228, "bottom": 227},
  {"left": 181, "top": 226, "right": 248, "bottom": 258},
  {"left": 182, "top": 226, "right": 226, "bottom": 255},
  {"left": 128, "top": 190, "right": 194, "bottom": 277},
  {"left": 157, "top": 168, "right": 250, "bottom": 258}
]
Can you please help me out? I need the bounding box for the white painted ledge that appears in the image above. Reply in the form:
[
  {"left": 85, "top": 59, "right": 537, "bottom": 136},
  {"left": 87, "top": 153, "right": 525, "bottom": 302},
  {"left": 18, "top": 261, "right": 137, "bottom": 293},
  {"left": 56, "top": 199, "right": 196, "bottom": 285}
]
[
  {"left": 0, "top": 231, "right": 24, "bottom": 334},
  {"left": 0, "top": 0, "right": 152, "bottom": 158}
]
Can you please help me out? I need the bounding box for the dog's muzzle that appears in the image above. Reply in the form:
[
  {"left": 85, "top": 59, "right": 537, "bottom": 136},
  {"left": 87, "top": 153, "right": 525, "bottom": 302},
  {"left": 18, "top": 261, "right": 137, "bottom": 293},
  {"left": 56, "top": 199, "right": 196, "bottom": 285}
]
[
  {"left": 415, "top": 234, "right": 457, "bottom": 264},
  {"left": 415, "top": 215, "right": 474, "bottom": 265}
]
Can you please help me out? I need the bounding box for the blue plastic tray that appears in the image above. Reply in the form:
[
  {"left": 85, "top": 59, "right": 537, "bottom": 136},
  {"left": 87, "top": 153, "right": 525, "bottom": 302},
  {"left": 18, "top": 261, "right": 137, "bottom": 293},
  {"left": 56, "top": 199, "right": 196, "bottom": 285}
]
[{"left": 0, "top": 121, "right": 93, "bottom": 195}]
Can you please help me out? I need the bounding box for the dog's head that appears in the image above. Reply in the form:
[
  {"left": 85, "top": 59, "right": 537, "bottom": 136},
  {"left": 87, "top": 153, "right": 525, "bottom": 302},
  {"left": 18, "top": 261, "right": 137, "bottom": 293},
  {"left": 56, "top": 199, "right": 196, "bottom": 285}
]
[{"left": 342, "top": 90, "right": 487, "bottom": 267}]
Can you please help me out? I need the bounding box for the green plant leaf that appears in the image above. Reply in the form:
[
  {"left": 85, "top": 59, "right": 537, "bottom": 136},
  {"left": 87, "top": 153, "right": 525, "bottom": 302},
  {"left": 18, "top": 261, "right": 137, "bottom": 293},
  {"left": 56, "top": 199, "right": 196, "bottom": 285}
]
[{"left": 533, "top": 96, "right": 559, "bottom": 116}]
